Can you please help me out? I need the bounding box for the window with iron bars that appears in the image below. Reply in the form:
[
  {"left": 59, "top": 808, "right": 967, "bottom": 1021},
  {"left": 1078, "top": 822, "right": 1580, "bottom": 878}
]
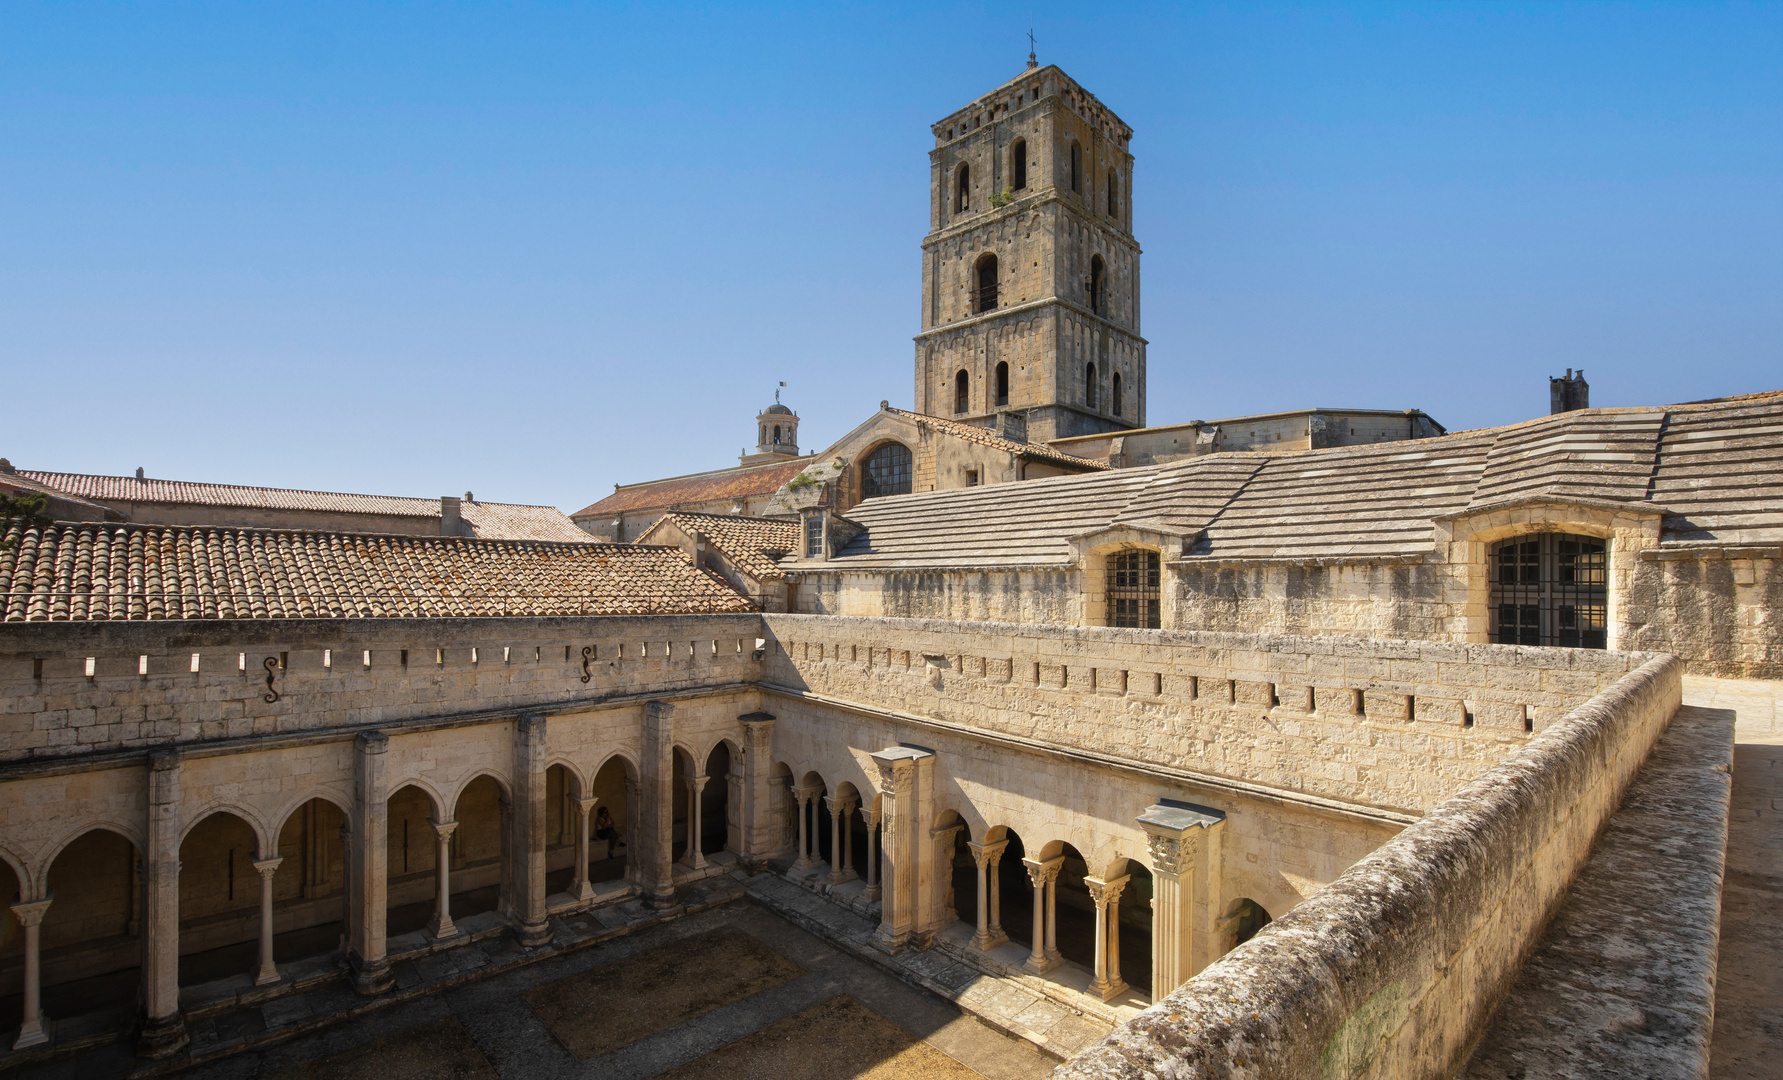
[
  {"left": 1108, "top": 549, "right": 1160, "bottom": 629},
  {"left": 1489, "top": 532, "right": 1607, "bottom": 649}
]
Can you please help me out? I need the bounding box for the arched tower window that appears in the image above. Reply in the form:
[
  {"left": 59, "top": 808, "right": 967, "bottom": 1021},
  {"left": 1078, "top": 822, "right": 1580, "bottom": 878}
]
[
  {"left": 1107, "top": 169, "right": 1119, "bottom": 216},
  {"left": 974, "top": 253, "right": 999, "bottom": 313},
  {"left": 772, "top": 424, "right": 781, "bottom": 444},
  {"left": 954, "top": 369, "right": 970, "bottom": 414},
  {"left": 1089, "top": 254, "right": 1105, "bottom": 315},
  {"left": 995, "top": 361, "right": 1009, "bottom": 407},
  {"left": 1489, "top": 532, "right": 1608, "bottom": 648},
  {"left": 1011, "top": 139, "right": 1028, "bottom": 190},
  {"left": 861, "top": 442, "right": 913, "bottom": 499},
  {"left": 1108, "top": 550, "right": 1160, "bottom": 628},
  {"left": 955, "top": 163, "right": 970, "bottom": 212},
  {"left": 1085, "top": 362, "right": 1097, "bottom": 410},
  {"left": 1112, "top": 371, "right": 1123, "bottom": 417},
  {"left": 1069, "top": 141, "right": 1082, "bottom": 194}
]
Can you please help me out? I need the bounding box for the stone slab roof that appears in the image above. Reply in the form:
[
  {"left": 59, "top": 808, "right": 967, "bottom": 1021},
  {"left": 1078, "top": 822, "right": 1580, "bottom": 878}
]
[
  {"left": 0, "top": 521, "right": 754, "bottom": 621},
  {"left": 825, "top": 393, "right": 1783, "bottom": 569},
  {"left": 573, "top": 459, "right": 815, "bottom": 519},
  {"left": 646, "top": 512, "right": 801, "bottom": 581},
  {"left": 884, "top": 408, "right": 1112, "bottom": 472},
  {"left": 18, "top": 470, "right": 591, "bottom": 543}
]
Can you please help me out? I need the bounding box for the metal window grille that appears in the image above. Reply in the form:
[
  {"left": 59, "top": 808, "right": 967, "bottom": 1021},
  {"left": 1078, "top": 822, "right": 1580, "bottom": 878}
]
[
  {"left": 804, "top": 516, "right": 824, "bottom": 558},
  {"left": 1108, "top": 550, "right": 1160, "bottom": 629},
  {"left": 1489, "top": 532, "right": 1607, "bottom": 649},
  {"left": 861, "top": 442, "right": 912, "bottom": 499}
]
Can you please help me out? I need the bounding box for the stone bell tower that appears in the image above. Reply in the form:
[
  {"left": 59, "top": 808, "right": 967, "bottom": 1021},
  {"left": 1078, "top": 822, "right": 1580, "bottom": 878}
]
[
  {"left": 915, "top": 57, "right": 1145, "bottom": 442},
  {"left": 740, "top": 390, "right": 802, "bottom": 465}
]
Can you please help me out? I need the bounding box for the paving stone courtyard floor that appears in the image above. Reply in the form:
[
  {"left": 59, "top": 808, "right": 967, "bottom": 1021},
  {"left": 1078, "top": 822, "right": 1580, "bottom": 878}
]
[{"left": 11, "top": 899, "right": 1052, "bottom": 1080}]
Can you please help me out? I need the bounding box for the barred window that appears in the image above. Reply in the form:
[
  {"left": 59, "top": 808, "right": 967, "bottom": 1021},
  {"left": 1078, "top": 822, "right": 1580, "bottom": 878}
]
[
  {"left": 861, "top": 442, "right": 912, "bottom": 499},
  {"left": 1489, "top": 532, "right": 1607, "bottom": 649},
  {"left": 805, "top": 516, "right": 824, "bottom": 558},
  {"left": 1108, "top": 550, "right": 1160, "bottom": 629}
]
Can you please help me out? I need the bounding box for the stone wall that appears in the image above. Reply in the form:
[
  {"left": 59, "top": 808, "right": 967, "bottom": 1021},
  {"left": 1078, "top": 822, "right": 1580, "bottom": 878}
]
[
  {"left": 1049, "top": 653, "right": 1683, "bottom": 1080},
  {"left": 759, "top": 615, "right": 1655, "bottom": 817}
]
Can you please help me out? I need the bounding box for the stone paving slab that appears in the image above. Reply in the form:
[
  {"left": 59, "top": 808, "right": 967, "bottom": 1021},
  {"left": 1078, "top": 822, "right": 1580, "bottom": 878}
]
[{"left": 739, "top": 870, "right": 1117, "bottom": 1062}]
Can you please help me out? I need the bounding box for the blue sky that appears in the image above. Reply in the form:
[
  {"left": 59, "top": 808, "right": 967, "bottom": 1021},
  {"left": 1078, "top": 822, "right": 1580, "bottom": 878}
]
[{"left": 4, "top": 2, "right": 1780, "bottom": 512}]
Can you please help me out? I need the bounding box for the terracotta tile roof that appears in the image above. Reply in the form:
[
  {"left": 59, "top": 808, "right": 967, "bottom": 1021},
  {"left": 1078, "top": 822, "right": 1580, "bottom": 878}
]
[
  {"left": 886, "top": 408, "right": 1112, "bottom": 471},
  {"left": 825, "top": 393, "right": 1783, "bottom": 568},
  {"left": 573, "top": 458, "right": 816, "bottom": 519},
  {"left": 0, "top": 521, "right": 753, "bottom": 621},
  {"left": 0, "top": 472, "right": 115, "bottom": 519},
  {"left": 17, "top": 470, "right": 590, "bottom": 543},
  {"left": 646, "top": 512, "right": 801, "bottom": 580}
]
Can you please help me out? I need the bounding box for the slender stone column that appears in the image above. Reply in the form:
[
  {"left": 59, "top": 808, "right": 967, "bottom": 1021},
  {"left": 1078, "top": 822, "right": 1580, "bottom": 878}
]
[
  {"left": 349, "top": 732, "right": 392, "bottom": 996},
  {"left": 841, "top": 800, "right": 856, "bottom": 875},
  {"left": 10, "top": 898, "right": 51, "bottom": 1049},
  {"left": 861, "top": 804, "right": 882, "bottom": 902},
  {"left": 1021, "top": 858, "right": 1048, "bottom": 973},
  {"left": 427, "top": 819, "right": 459, "bottom": 939},
  {"left": 639, "top": 702, "right": 678, "bottom": 908},
  {"left": 253, "top": 857, "right": 284, "bottom": 985},
  {"left": 1043, "top": 868, "right": 1063, "bottom": 965},
  {"left": 511, "top": 712, "right": 551, "bottom": 946},
  {"left": 968, "top": 840, "right": 1008, "bottom": 950},
  {"left": 792, "top": 787, "right": 815, "bottom": 872},
  {"left": 140, "top": 749, "right": 188, "bottom": 1056},
  {"left": 1085, "top": 875, "right": 1129, "bottom": 1001},
  {"left": 825, "top": 796, "right": 853, "bottom": 885},
  {"left": 685, "top": 776, "right": 708, "bottom": 870},
  {"left": 571, "top": 797, "right": 597, "bottom": 901}
]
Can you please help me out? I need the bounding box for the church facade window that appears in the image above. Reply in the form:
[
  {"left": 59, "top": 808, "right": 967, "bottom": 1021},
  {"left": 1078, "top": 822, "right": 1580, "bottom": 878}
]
[
  {"left": 1108, "top": 550, "right": 1160, "bottom": 629},
  {"left": 1089, "top": 254, "right": 1105, "bottom": 315},
  {"left": 1489, "top": 532, "right": 1607, "bottom": 649},
  {"left": 954, "top": 369, "right": 970, "bottom": 413},
  {"left": 995, "top": 361, "right": 1009, "bottom": 407},
  {"left": 956, "top": 163, "right": 970, "bottom": 212},
  {"left": 1085, "top": 362, "right": 1097, "bottom": 409},
  {"left": 861, "top": 442, "right": 913, "bottom": 499},
  {"left": 1011, "top": 139, "right": 1027, "bottom": 190},
  {"left": 1112, "top": 372, "right": 1123, "bottom": 417},
  {"left": 974, "top": 253, "right": 999, "bottom": 313}
]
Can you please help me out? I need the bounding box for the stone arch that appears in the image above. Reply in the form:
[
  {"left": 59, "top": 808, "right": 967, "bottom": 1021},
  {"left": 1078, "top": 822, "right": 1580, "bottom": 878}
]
[
  {"left": 860, "top": 440, "right": 914, "bottom": 501},
  {"left": 179, "top": 801, "right": 274, "bottom": 858},
  {"left": 40, "top": 827, "right": 141, "bottom": 1018},
  {"left": 270, "top": 796, "right": 349, "bottom": 968},
  {"left": 1228, "top": 897, "right": 1273, "bottom": 949},
  {"left": 37, "top": 817, "right": 145, "bottom": 894},
  {"left": 269, "top": 789, "right": 353, "bottom": 844},
  {"left": 545, "top": 757, "right": 587, "bottom": 799},
  {"left": 446, "top": 769, "right": 512, "bottom": 812},
  {"left": 0, "top": 841, "right": 31, "bottom": 901},
  {"left": 178, "top": 809, "right": 263, "bottom": 986},
  {"left": 383, "top": 776, "right": 449, "bottom": 823},
  {"left": 1099, "top": 854, "right": 1153, "bottom": 1001},
  {"left": 587, "top": 754, "right": 634, "bottom": 879}
]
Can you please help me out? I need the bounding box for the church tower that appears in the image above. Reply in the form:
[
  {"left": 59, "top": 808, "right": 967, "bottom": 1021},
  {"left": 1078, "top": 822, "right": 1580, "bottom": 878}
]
[{"left": 915, "top": 59, "right": 1144, "bottom": 442}]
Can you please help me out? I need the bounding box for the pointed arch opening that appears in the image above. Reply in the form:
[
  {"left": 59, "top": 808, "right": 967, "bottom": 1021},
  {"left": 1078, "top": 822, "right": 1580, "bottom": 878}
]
[
  {"left": 1112, "top": 371, "right": 1123, "bottom": 418},
  {"left": 1011, "top": 138, "right": 1028, "bottom": 190},
  {"left": 955, "top": 369, "right": 971, "bottom": 414},
  {"left": 178, "top": 810, "right": 262, "bottom": 987},
  {"left": 995, "top": 361, "right": 1010, "bottom": 407},
  {"left": 1089, "top": 254, "right": 1105, "bottom": 315},
  {"left": 1085, "top": 362, "right": 1098, "bottom": 410},
  {"left": 32, "top": 829, "right": 141, "bottom": 1022},
  {"left": 955, "top": 162, "right": 970, "bottom": 213}
]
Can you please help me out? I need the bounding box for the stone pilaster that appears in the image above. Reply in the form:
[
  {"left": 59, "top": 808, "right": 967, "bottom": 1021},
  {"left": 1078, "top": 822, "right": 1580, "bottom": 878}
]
[
  {"left": 870, "top": 746, "right": 935, "bottom": 952},
  {"left": 349, "top": 731, "right": 393, "bottom": 996},
  {"left": 1138, "top": 800, "right": 1226, "bottom": 999},
  {"left": 738, "top": 711, "right": 777, "bottom": 861},
  {"left": 511, "top": 712, "right": 550, "bottom": 946},
  {"left": 139, "top": 749, "right": 187, "bottom": 1057},
  {"left": 638, "top": 701, "right": 677, "bottom": 907}
]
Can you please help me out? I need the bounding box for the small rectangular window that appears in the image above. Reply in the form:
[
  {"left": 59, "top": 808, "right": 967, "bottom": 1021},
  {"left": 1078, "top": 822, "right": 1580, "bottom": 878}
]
[
  {"left": 805, "top": 516, "right": 824, "bottom": 558},
  {"left": 138, "top": 655, "right": 149, "bottom": 676},
  {"left": 85, "top": 657, "right": 96, "bottom": 678},
  {"left": 363, "top": 650, "right": 372, "bottom": 668},
  {"left": 190, "top": 652, "right": 201, "bottom": 673},
  {"left": 323, "top": 649, "right": 332, "bottom": 669}
]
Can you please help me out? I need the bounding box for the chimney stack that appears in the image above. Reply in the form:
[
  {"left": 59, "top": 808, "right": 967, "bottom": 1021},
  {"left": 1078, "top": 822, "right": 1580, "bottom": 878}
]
[
  {"left": 1550, "top": 368, "right": 1589, "bottom": 414},
  {"left": 440, "top": 496, "right": 462, "bottom": 536}
]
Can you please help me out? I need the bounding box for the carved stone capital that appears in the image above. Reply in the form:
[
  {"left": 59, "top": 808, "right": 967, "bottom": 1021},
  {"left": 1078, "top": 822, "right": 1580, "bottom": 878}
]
[
  {"left": 1022, "top": 856, "right": 1063, "bottom": 888},
  {"left": 428, "top": 818, "right": 460, "bottom": 842},
  {"left": 252, "top": 857, "right": 284, "bottom": 879},
  {"left": 1085, "top": 874, "right": 1129, "bottom": 907},
  {"left": 9, "top": 898, "right": 51, "bottom": 927},
  {"left": 968, "top": 839, "right": 1009, "bottom": 869}
]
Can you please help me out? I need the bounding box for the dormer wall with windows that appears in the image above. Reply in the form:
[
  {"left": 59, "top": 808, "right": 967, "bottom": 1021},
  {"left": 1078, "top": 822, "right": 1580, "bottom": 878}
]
[{"left": 917, "top": 65, "right": 1146, "bottom": 443}]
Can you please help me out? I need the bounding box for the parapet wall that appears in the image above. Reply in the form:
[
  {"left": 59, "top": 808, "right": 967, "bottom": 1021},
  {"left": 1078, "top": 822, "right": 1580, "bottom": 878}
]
[
  {"left": 0, "top": 614, "right": 764, "bottom": 762},
  {"left": 1050, "top": 652, "right": 1683, "bottom": 1080},
  {"left": 760, "top": 614, "right": 1658, "bottom": 815}
]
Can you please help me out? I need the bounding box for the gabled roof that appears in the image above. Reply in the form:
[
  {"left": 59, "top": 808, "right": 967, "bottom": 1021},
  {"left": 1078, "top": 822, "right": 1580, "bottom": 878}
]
[
  {"left": 573, "top": 458, "right": 816, "bottom": 519},
  {"left": 641, "top": 512, "right": 801, "bottom": 581},
  {"left": 883, "top": 408, "right": 1111, "bottom": 472},
  {"left": 17, "top": 470, "right": 590, "bottom": 543},
  {"left": 823, "top": 393, "right": 1783, "bottom": 568},
  {"left": 0, "top": 521, "right": 754, "bottom": 622}
]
